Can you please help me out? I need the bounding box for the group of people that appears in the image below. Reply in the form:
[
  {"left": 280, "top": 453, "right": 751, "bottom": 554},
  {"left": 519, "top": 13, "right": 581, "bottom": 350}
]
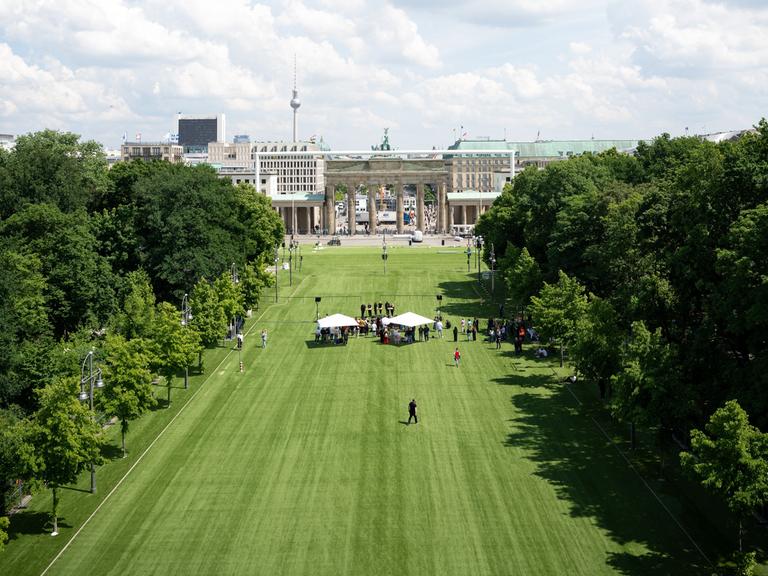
[
  {"left": 460, "top": 318, "right": 480, "bottom": 341},
  {"left": 361, "top": 301, "right": 397, "bottom": 318},
  {"left": 315, "top": 326, "right": 350, "bottom": 345}
]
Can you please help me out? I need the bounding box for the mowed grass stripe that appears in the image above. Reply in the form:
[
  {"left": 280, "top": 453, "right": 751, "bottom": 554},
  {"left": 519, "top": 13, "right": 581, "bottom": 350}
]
[{"left": 40, "top": 247, "right": 712, "bottom": 575}]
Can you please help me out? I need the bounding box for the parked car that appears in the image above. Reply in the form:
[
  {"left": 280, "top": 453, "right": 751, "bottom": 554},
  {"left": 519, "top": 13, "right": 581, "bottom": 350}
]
[
  {"left": 411, "top": 230, "right": 423, "bottom": 243},
  {"left": 327, "top": 236, "right": 341, "bottom": 246}
]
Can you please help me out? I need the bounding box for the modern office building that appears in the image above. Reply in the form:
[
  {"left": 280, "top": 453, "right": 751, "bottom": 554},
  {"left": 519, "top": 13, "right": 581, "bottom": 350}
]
[
  {"left": 253, "top": 141, "right": 325, "bottom": 195},
  {"left": 177, "top": 114, "right": 225, "bottom": 153},
  {"left": 120, "top": 142, "right": 184, "bottom": 163}
]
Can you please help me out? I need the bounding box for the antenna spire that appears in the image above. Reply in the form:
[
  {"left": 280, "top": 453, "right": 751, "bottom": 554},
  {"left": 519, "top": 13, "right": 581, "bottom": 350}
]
[{"left": 290, "top": 54, "right": 301, "bottom": 142}]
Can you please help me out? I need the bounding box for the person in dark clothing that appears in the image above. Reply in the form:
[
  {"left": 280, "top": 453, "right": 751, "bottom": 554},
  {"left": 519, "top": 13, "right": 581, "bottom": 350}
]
[
  {"left": 367, "top": 303, "right": 373, "bottom": 317},
  {"left": 453, "top": 325, "right": 459, "bottom": 342},
  {"left": 495, "top": 331, "right": 502, "bottom": 349},
  {"left": 407, "top": 399, "right": 418, "bottom": 424},
  {"left": 361, "top": 303, "right": 366, "bottom": 318}
]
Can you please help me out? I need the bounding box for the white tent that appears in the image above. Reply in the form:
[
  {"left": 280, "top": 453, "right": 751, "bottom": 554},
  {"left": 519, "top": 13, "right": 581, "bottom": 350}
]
[
  {"left": 386, "top": 312, "right": 434, "bottom": 327},
  {"left": 317, "top": 313, "right": 359, "bottom": 329}
]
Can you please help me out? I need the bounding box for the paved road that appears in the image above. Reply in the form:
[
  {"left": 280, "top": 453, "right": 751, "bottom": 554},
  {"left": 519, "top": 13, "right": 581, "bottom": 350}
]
[{"left": 289, "top": 233, "right": 469, "bottom": 247}]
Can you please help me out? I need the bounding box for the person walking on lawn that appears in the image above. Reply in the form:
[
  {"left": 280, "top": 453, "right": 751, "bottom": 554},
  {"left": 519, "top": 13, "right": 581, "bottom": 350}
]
[
  {"left": 407, "top": 399, "right": 418, "bottom": 424},
  {"left": 454, "top": 347, "right": 461, "bottom": 367}
]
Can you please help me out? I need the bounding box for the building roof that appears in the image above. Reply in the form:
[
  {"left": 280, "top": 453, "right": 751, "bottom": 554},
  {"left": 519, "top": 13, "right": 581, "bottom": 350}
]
[{"left": 448, "top": 139, "right": 641, "bottom": 158}]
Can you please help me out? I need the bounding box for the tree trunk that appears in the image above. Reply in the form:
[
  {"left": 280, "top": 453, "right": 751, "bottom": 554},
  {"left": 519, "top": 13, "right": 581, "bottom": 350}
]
[
  {"left": 559, "top": 343, "right": 564, "bottom": 368},
  {"left": 51, "top": 485, "right": 59, "bottom": 535},
  {"left": 738, "top": 518, "right": 743, "bottom": 553},
  {"left": 167, "top": 381, "right": 171, "bottom": 407},
  {"left": 198, "top": 350, "right": 203, "bottom": 371},
  {"left": 122, "top": 425, "right": 127, "bottom": 458},
  {"left": 630, "top": 421, "right": 636, "bottom": 450}
]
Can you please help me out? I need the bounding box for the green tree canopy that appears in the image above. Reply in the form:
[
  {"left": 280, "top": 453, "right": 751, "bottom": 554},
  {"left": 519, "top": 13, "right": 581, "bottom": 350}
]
[
  {"left": 31, "top": 377, "right": 104, "bottom": 535},
  {"left": 101, "top": 334, "right": 156, "bottom": 457},
  {"left": 0, "top": 130, "right": 108, "bottom": 218},
  {"left": 680, "top": 400, "right": 768, "bottom": 553},
  {"left": 529, "top": 270, "right": 588, "bottom": 366},
  {"left": 190, "top": 278, "right": 227, "bottom": 347},
  {"left": 151, "top": 302, "right": 201, "bottom": 406}
]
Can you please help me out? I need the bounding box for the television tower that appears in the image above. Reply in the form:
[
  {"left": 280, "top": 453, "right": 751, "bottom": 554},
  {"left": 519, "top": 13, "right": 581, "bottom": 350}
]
[{"left": 290, "top": 56, "right": 301, "bottom": 142}]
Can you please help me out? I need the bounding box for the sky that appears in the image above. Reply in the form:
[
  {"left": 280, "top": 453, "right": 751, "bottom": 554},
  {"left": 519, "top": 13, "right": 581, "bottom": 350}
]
[{"left": 1, "top": 0, "right": 766, "bottom": 149}]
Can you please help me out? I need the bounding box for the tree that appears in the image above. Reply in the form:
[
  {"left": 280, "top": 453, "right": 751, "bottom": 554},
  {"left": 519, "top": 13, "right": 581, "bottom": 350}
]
[
  {"left": 101, "top": 335, "right": 156, "bottom": 457},
  {"left": 190, "top": 278, "right": 226, "bottom": 348},
  {"left": 234, "top": 184, "right": 284, "bottom": 260},
  {"left": 240, "top": 259, "right": 272, "bottom": 312},
  {"left": 0, "top": 407, "right": 37, "bottom": 516},
  {"left": 0, "top": 515, "right": 8, "bottom": 552},
  {"left": 0, "top": 203, "right": 116, "bottom": 335},
  {"left": 31, "top": 377, "right": 104, "bottom": 535},
  {"left": 0, "top": 242, "right": 51, "bottom": 408},
  {"left": 529, "top": 271, "right": 588, "bottom": 366},
  {"left": 0, "top": 130, "right": 108, "bottom": 218},
  {"left": 133, "top": 164, "right": 246, "bottom": 301},
  {"left": 113, "top": 269, "right": 156, "bottom": 340},
  {"left": 151, "top": 302, "right": 200, "bottom": 406},
  {"left": 610, "top": 322, "right": 689, "bottom": 448},
  {"left": 680, "top": 400, "right": 768, "bottom": 553},
  {"left": 502, "top": 247, "right": 542, "bottom": 309},
  {"left": 214, "top": 271, "right": 244, "bottom": 342},
  {"left": 571, "top": 297, "right": 622, "bottom": 400}
]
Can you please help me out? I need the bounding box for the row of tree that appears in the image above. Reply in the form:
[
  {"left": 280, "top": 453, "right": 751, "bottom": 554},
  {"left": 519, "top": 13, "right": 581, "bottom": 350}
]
[
  {"left": 0, "top": 130, "right": 283, "bottom": 547},
  {"left": 477, "top": 121, "right": 768, "bottom": 567}
]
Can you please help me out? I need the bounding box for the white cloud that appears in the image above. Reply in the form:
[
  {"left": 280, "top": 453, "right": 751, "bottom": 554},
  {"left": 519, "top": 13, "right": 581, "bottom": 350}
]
[
  {"left": 569, "top": 42, "right": 592, "bottom": 55},
  {"left": 372, "top": 4, "right": 441, "bottom": 68},
  {"left": 0, "top": 0, "right": 765, "bottom": 147}
]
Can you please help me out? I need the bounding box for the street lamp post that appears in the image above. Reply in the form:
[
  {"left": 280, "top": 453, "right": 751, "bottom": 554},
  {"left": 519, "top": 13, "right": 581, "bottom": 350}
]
[
  {"left": 274, "top": 246, "right": 279, "bottom": 303},
  {"left": 465, "top": 237, "right": 472, "bottom": 273},
  {"left": 181, "top": 293, "right": 192, "bottom": 389},
  {"left": 79, "top": 350, "right": 104, "bottom": 494},
  {"left": 476, "top": 236, "right": 483, "bottom": 282},
  {"left": 490, "top": 243, "right": 496, "bottom": 294},
  {"left": 230, "top": 263, "right": 239, "bottom": 340}
]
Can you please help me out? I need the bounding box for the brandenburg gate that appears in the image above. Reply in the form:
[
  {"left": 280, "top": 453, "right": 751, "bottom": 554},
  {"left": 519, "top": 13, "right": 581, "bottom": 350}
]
[{"left": 323, "top": 157, "right": 450, "bottom": 235}]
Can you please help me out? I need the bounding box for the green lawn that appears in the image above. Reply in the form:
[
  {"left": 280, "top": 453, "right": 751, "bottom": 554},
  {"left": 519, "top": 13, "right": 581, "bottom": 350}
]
[{"left": 2, "top": 245, "right": 728, "bottom": 575}]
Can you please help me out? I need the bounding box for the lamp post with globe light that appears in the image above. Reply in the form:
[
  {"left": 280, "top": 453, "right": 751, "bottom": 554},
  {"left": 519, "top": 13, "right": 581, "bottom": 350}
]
[
  {"left": 490, "top": 243, "right": 496, "bottom": 294},
  {"left": 274, "top": 246, "right": 280, "bottom": 303},
  {"left": 79, "top": 350, "right": 103, "bottom": 494},
  {"left": 181, "top": 293, "right": 192, "bottom": 389}
]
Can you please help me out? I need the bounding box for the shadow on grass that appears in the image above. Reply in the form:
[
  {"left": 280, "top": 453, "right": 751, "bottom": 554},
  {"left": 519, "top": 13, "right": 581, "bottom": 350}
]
[
  {"left": 437, "top": 277, "right": 498, "bottom": 319},
  {"left": 304, "top": 340, "right": 349, "bottom": 348},
  {"left": 7, "top": 511, "right": 71, "bottom": 539},
  {"left": 504, "top": 380, "right": 724, "bottom": 575},
  {"left": 58, "top": 485, "right": 91, "bottom": 495},
  {"left": 101, "top": 442, "right": 124, "bottom": 461}
]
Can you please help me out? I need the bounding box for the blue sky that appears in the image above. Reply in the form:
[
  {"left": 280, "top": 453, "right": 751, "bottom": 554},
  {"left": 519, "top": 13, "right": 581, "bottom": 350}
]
[{"left": 1, "top": 0, "right": 766, "bottom": 149}]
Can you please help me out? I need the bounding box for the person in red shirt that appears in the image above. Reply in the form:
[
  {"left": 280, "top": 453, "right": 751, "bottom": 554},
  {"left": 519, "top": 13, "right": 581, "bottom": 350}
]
[{"left": 454, "top": 347, "right": 461, "bottom": 367}]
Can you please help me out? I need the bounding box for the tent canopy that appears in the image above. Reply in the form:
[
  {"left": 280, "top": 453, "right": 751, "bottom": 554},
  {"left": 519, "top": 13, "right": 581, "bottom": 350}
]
[
  {"left": 386, "top": 312, "right": 434, "bottom": 327},
  {"left": 317, "top": 313, "right": 359, "bottom": 329}
]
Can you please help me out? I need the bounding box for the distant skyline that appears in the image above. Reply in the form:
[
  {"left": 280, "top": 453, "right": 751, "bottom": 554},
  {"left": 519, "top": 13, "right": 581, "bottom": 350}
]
[{"left": 1, "top": 0, "right": 766, "bottom": 149}]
